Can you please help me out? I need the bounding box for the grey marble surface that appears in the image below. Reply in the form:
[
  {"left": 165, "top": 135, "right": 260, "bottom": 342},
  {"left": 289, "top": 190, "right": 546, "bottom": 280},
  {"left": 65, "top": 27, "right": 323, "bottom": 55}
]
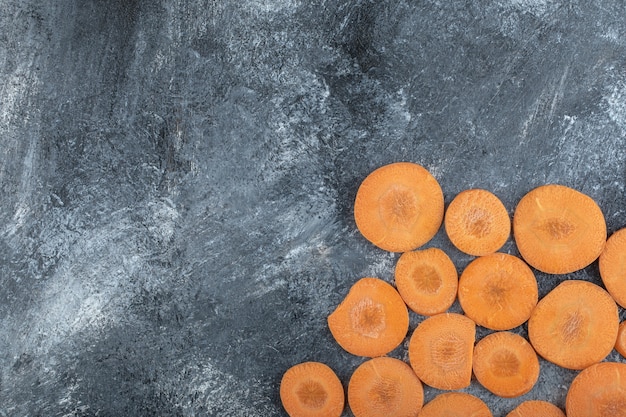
[{"left": 1, "top": 0, "right": 625, "bottom": 416}]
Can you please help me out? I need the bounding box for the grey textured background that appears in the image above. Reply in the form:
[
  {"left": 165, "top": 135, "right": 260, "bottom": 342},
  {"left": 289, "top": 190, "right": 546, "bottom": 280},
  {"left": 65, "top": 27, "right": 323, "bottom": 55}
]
[{"left": 1, "top": 0, "right": 626, "bottom": 416}]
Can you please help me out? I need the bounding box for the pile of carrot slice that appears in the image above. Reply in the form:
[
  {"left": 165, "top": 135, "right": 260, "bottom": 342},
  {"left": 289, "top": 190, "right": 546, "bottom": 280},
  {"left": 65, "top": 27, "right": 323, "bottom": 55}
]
[{"left": 280, "top": 161, "right": 626, "bottom": 417}]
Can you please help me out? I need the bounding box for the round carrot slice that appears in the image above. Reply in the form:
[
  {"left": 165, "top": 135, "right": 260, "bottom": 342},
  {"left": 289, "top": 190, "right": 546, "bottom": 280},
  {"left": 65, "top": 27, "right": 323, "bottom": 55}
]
[
  {"left": 328, "top": 277, "right": 409, "bottom": 357},
  {"left": 444, "top": 188, "right": 510, "bottom": 256},
  {"left": 599, "top": 228, "right": 626, "bottom": 308},
  {"left": 348, "top": 357, "right": 424, "bottom": 417},
  {"left": 513, "top": 184, "right": 606, "bottom": 274},
  {"left": 408, "top": 313, "right": 475, "bottom": 390},
  {"left": 565, "top": 362, "right": 626, "bottom": 417},
  {"left": 394, "top": 248, "right": 458, "bottom": 316},
  {"left": 458, "top": 253, "right": 538, "bottom": 330},
  {"left": 615, "top": 320, "right": 626, "bottom": 358},
  {"left": 280, "top": 362, "right": 345, "bottom": 417},
  {"left": 506, "top": 401, "right": 565, "bottom": 417},
  {"left": 472, "top": 332, "right": 540, "bottom": 398},
  {"left": 528, "top": 280, "right": 619, "bottom": 370},
  {"left": 419, "top": 392, "right": 493, "bottom": 417},
  {"left": 354, "top": 162, "right": 444, "bottom": 252}
]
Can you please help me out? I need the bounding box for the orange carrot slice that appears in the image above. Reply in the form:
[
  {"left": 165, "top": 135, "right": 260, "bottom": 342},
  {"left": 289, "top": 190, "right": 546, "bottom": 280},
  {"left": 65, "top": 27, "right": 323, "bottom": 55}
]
[
  {"left": 280, "top": 362, "right": 344, "bottom": 417},
  {"left": 528, "top": 280, "right": 619, "bottom": 370},
  {"left": 458, "top": 253, "right": 538, "bottom": 330},
  {"left": 354, "top": 162, "right": 444, "bottom": 252},
  {"left": 444, "top": 188, "right": 510, "bottom": 256},
  {"left": 472, "top": 331, "right": 540, "bottom": 398},
  {"left": 394, "top": 248, "right": 458, "bottom": 316},
  {"left": 348, "top": 357, "right": 423, "bottom": 417},
  {"left": 513, "top": 184, "right": 606, "bottom": 274},
  {"left": 419, "top": 392, "right": 493, "bottom": 417},
  {"left": 565, "top": 362, "right": 626, "bottom": 417},
  {"left": 599, "top": 227, "right": 626, "bottom": 308},
  {"left": 408, "top": 313, "right": 475, "bottom": 390},
  {"left": 506, "top": 401, "right": 565, "bottom": 417},
  {"left": 328, "top": 277, "right": 409, "bottom": 357},
  {"left": 615, "top": 320, "right": 626, "bottom": 358}
]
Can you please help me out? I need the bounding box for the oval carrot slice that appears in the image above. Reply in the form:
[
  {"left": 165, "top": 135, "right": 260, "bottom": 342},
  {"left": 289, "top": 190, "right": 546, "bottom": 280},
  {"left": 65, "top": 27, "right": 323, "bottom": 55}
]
[
  {"left": 328, "top": 277, "right": 409, "bottom": 357},
  {"left": 354, "top": 162, "right": 444, "bottom": 252},
  {"left": 408, "top": 313, "right": 475, "bottom": 390},
  {"left": 506, "top": 400, "right": 565, "bottom": 417},
  {"left": 444, "top": 188, "right": 510, "bottom": 256},
  {"left": 472, "top": 331, "right": 540, "bottom": 398},
  {"left": 513, "top": 184, "right": 606, "bottom": 274},
  {"left": 458, "top": 253, "right": 538, "bottom": 330},
  {"left": 615, "top": 320, "right": 626, "bottom": 358},
  {"left": 348, "top": 357, "right": 423, "bottom": 417},
  {"left": 565, "top": 362, "right": 626, "bottom": 417},
  {"left": 419, "top": 392, "right": 493, "bottom": 417},
  {"left": 280, "top": 362, "right": 345, "bottom": 417},
  {"left": 528, "top": 280, "right": 619, "bottom": 370},
  {"left": 599, "top": 227, "right": 626, "bottom": 308},
  {"left": 394, "top": 248, "right": 458, "bottom": 316}
]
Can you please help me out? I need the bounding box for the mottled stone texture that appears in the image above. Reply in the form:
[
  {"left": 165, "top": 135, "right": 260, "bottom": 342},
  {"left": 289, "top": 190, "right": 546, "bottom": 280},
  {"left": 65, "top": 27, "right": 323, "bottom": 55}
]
[{"left": 1, "top": 0, "right": 625, "bottom": 415}]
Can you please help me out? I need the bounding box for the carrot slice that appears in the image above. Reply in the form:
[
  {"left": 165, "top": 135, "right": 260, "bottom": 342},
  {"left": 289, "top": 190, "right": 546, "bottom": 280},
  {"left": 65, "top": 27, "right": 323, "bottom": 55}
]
[
  {"left": 599, "top": 227, "right": 626, "bottom": 308},
  {"left": 354, "top": 162, "right": 444, "bottom": 252},
  {"left": 419, "top": 392, "right": 493, "bottom": 417},
  {"left": 458, "top": 253, "right": 538, "bottom": 330},
  {"left": 408, "top": 313, "right": 475, "bottom": 390},
  {"left": 280, "top": 362, "right": 344, "bottom": 417},
  {"left": 528, "top": 280, "right": 619, "bottom": 370},
  {"left": 394, "top": 248, "right": 458, "bottom": 316},
  {"left": 565, "top": 362, "right": 626, "bottom": 417},
  {"left": 615, "top": 320, "right": 626, "bottom": 358},
  {"left": 513, "top": 184, "right": 606, "bottom": 274},
  {"left": 348, "top": 357, "right": 423, "bottom": 417},
  {"left": 444, "top": 188, "right": 510, "bottom": 256},
  {"left": 472, "top": 331, "right": 540, "bottom": 398},
  {"left": 506, "top": 400, "right": 565, "bottom": 417},
  {"left": 328, "top": 277, "right": 409, "bottom": 357}
]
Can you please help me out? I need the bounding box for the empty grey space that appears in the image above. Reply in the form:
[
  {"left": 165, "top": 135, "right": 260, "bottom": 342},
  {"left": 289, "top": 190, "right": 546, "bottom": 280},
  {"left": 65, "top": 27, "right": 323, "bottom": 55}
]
[{"left": 1, "top": 0, "right": 625, "bottom": 415}]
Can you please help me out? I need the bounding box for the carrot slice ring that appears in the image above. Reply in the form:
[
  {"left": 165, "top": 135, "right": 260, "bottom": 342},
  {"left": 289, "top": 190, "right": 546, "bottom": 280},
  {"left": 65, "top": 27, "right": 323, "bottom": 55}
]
[
  {"left": 506, "top": 401, "right": 565, "bottom": 417},
  {"left": 408, "top": 313, "right": 475, "bottom": 390},
  {"left": 354, "top": 162, "right": 444, "bottom": 252},
  {"left": 472, "top": 332, "right": 540, "bottom": 398},
  {"left": 328, "top": 277, "right": 409, "bottom": 357},
  {"left": 348, "top": 357, "right": 423, "bottom": 417},
  {"left": 565, "top": 362, "right": 626, "bottom": 417},
  {"left": 280, "top": 362, "right": 344, "bottom": 417},
  {"left": 599, "top": 227, "right": 626, "bottom": 307},
  {"left": 528, "top": 280, "right": 618, "bottom": 370},
  {"left": 419, "top": 392, "right": 492, "bottom": 417},
  {"left": 513, "top": 184, "right": 606, "bottom": 274},
  {"left": 444, "top": 188, "right": 510, "bottom": 256},
  {"left": 458, "top": 253, "right": 538, "bottom": 330},
  {"left": 394, "top": 248, "right": 458, "bottom": 316}
]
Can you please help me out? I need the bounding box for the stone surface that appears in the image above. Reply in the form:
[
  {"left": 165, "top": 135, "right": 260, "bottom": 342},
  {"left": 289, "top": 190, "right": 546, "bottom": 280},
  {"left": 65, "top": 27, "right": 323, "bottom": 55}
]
[{"left": 1, "top": 0, "right": 625, "bottom": 415}]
